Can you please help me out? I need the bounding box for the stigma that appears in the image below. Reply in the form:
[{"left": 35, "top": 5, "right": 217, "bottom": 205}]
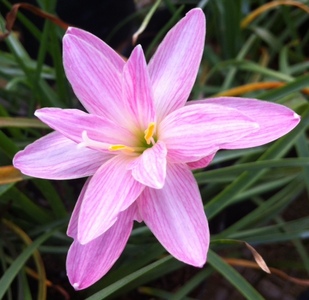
[{"left": 77, "top": 131, "right": 110, "bottom": 150}]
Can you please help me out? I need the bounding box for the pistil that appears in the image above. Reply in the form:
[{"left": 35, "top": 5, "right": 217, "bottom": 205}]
[
  {"left": 77, "top": 131, "right": 110, "bottom": 150},
  {"left": 78, "top": 130, "right": 135, "bottom": 153}
]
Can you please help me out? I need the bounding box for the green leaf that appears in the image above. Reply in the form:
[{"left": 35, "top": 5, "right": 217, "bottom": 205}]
[
  {"left": 259, "top": 73, "right": 309, "bottom": 101},
  {"left": 85, "top": 256, "right": 181, "bottom": 300},
  {"left": 207, "top": 250, "right": 265, "bottom": 300},
  {"left": 0, "top": 230, "right": 55, "bottom": 299}
]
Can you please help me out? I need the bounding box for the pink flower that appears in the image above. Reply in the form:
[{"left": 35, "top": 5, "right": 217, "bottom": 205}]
[{"left": 13, "top": 8, "right": 300, "bottom": 290}]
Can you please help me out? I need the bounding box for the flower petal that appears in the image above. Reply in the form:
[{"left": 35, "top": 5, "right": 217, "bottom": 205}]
[
  {"left": 128, "top": 141, "right": 167, "bottom": 189},
  {"left": 67, "top": 179, "right": 142, "bottom": 238},
  {"left": 193, "top": 97, "right": 301, "bottom": 149},
  {"left": 63, "top": 31, "right": 124, "bottom": 121},
  {"left": 35, "top": 108, "right": 138, "bottom": 147},
  {"left": 138, "top": 163, "right": 209, "bottom": 266},
  {"left": 78, "top": 155, "right": 144, "bottom": 244},
  {"left": 13, "top": 132, "right": 108, "bottom": 179},
  {"left": 67, "top": 205, "right": 136, "bottom": 290},
  {"left": 67, "top": 178, "right": 90, "bottom": 238},
  {"left": 148, "top": 8, "right": 205, "bottom": 121},
  {"left": 66, "top": 27, "right": 125, "bottom": 71},
  {"left": 159, "top": 103, "right": 259, "bottom": 163},
  {"left": 122, "top": 45, "right": 155, "bottom": 130},
  {"left": 187, "top": 153, "right": 216, "bottom": 170}
]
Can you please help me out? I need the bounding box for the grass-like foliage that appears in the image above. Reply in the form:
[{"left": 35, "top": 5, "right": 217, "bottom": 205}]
[{"left": 1, "top": 0, "right": 309, "bottom": 299}]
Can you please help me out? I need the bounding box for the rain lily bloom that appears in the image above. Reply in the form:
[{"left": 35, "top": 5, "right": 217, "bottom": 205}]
[{"left": 13, "top": 8, "right": 300, "bottom": 290}]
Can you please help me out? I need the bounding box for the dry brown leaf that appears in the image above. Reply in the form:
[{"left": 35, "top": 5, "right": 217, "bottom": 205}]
[
  {"left": 0, "top": 2, "right": 69, "bottom": 40},
  {"left": 223, "top": 258, "right": 309, "bottom": 287},
  {"left": 0, "top": 165, "right": 23, "bottom": 184}
]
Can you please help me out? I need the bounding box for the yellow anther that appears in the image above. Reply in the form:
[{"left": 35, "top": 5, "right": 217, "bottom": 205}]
[
  {"left": 144, "top": 122, "right": 156, "bottom": 145},
  {"left": 108, "top": 145, "right": 135, "bottom": 152}
]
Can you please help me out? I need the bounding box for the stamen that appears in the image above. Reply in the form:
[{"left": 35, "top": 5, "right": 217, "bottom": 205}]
[
  {"left": 108, "top": 145, "right": 135, "bottom": 152},
  {"left": 144, "top": 122, "right": 156, "bottom": 145}
]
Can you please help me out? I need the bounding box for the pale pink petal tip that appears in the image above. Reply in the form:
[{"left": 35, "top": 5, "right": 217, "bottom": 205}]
[
  {"left": 67, "top": 207, "right": 136, "bottom": 289},
  {"left": 294, "top": 112, "right": 301, "bottom": 120},
  {"left": 192, "top": 97, "right": 301, "bottom": 149},
  {"left": 122, "top": 44, "right": 155, "bottom": 129},
  {"left": 148, "top": 6, "right": 205, "bottom": 121},
  {"left": 72, "top": 283, "right": 80, "bottom": 290}
]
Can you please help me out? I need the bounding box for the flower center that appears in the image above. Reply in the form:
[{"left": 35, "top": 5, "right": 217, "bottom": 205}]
[{"left": 78, "top": 122, "right": 156, "bottom": 154}]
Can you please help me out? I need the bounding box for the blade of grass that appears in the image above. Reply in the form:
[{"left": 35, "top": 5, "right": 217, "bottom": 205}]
[
  {"left": 3, "top": 219, "right": 47, "bottom": 300},
  {"left": 171, "top": 268, "right": 213, "bottom": 300},
  {"left": 259, "top": 73, "right": 309, "bottom": 101},
  {"left": 218, "top": 177, "right": 303, "bottom": 236},
  {"left": 0, "top": 229, "right": 55, "bottom": 300},
  {"left": 274, "top": 215, "right": 309, "bottom": 275},
  {"left": 139, "top": 286, "right": 194, "bottom": 300},
  {"left": 85, "top": 256, "right": 182, "bottom": 300},
  {"left": 2, "top": 187, "right": 53, "bottom": 224},
  {"left": 207, "top": 59, "right": 293, "bottom": 86},
  {"left": 48, "top": 24, "right": 70, "bottom": 106},
  {"left": 33, "top": 179, "right": 67, "bottom": 218},
  {"left": 207, "top": 249, "right": 264, "bottom": 300},
  {"left": 226, "top": 216, "right": 309, "bottom": 243},
  {"left": 196, "top": 158, "right": 308, "bottom": 184},
  {"left": 0, "top": 130, "right": 18, "bottom": 159},
  {"left": 145, "top": 5, "right": 184, "bottom": 59},
  {"left": 295, "top": 133, "right": 309, "bottom": 199},
  {"left": 0, "top": 117, "right": 48, "bottom": 129},
  {"left": 132, "top": 0, "right": 162, "bottom": 45}
]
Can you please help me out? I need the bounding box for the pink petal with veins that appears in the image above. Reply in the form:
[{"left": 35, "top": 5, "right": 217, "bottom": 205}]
[
  {"left": 138, "top": 163, "right": 209, "bottom": 266},
  {"left": 13, "top": 132, "right": 109, "bottom": 179},
  {"left": 77, "top": 155, "right": 144, "bottom": 244}
]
